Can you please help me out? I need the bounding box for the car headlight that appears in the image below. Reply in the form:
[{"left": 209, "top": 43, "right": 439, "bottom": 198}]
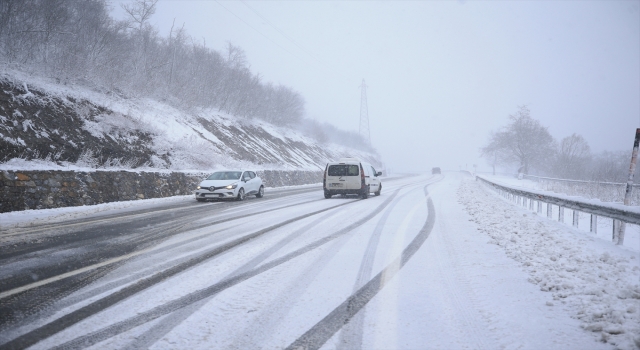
[
  {"left": 197, "top": 185, "right": 201, "bottom": 189},
  {"left": 225, "top": 183, "right": 237, "bottom": 189}
]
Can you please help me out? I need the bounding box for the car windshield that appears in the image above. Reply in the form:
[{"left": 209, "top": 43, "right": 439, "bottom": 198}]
[
  {"left": 206, "top": 171, "right": 242, "bottom": 180},
  {"left": 328, "top": 164, "right": 359, "bottom": 176}
]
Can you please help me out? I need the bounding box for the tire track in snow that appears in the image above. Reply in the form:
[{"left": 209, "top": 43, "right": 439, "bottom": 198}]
[
  {"left": 0, "top": 191, "right": 343, "bottom": 344},
  {"left": 125, "top": 210, "right": 341, "bottom": 349},
  {"left": 225, "top": 217, "right": 358, "bottom": 349},
  {"left": 41, "top": 187, "right": 403, "bottom": 350},
  {"left": 0, "top": 199, "right": 358, "bottom": 350},
  {"left": 0, "top": 185, "right": 319, "bottom": 237},
  {"left": 0, "top": 197, "right": 324, "bottom": 301},
  {"left": 284, "top": 181, "right": 440, "bottom": 350},
  {"left": 335, "top": 189, "right": 412, "bottom": 350},
  {"left": 428, "top": 182, "right": 494, "bottom": 349}
]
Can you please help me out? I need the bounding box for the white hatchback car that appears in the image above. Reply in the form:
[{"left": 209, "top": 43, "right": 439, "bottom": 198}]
[{"left": 195, "top": 170, "right": 264, "bottom": 202}]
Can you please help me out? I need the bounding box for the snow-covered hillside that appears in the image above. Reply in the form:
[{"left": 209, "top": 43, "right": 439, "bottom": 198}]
[{"left": 0, "top": 69, "right": 379, "bottom": 172}]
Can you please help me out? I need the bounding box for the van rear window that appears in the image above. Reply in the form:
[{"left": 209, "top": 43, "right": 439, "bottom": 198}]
[{"left": 328, "top": 164, "right": 359, "bottom": 176}]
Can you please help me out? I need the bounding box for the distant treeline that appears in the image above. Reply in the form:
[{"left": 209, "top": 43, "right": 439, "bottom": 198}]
[
  {"left": 0, "top": 0, "right": 374, "bottom": 152},
  {"left": 482, "top": 106, "right": 633, "bottom": 183}
]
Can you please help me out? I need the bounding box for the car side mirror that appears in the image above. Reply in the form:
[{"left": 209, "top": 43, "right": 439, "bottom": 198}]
[{"left": 376, "top": 172, "right": 382, "bottom": 176}]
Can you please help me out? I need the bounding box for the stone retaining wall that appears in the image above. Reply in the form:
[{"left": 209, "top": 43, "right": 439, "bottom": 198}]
[{"left": 0, "top": 170, "right": 322, "bottom": 213}]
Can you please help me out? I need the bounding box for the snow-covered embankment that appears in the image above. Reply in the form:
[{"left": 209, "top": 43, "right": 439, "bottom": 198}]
[{"left": 458, "top": 178, "right": 640, "bottom": 349}]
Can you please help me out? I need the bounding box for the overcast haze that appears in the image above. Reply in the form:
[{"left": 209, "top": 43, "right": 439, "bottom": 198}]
[{"left": 111, "top": 0, "right": 640, "bottom": 173}]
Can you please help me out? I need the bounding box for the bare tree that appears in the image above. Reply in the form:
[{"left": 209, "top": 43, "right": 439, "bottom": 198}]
[
  {"left": 554, "top": 133, "right": 591, "bottom": 179},
  {"left": 480, "top": 133, "right": 510, "bottom": 175},
  {"left": 121, "top": 0, "right": 158, "bottom": 32},
  {"left": 589, "top": 151, "right": 629, "bottom": 182},
  {"left": 481, "top": 106, "right": 556, "bottom": 174},
  {"left": 0, "top": 0, "right": 371, "bottom": 150}
]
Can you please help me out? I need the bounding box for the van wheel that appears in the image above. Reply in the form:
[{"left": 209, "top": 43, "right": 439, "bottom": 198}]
[
  {"left": 324, "top": 193, "right": 332, "bottom": 199},
  {"left": 374, "top": 185, "right": 381, "bottom": 196},
  {"left": 256, "top": 185, "right": 264, "bottom": 198},
  {"left": 361, "top": 186, "right": 369, "bottom": 199}
]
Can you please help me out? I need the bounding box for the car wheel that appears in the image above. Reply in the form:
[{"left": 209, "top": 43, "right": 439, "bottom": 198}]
[
  {"left": 324, "top": 191, "right": 332, "bottom": 199},
  {"left": 374, "top": 184, "right": 381, "bottom": 196},
  {"left": 236, "top": 188, "right": 245, "bottom": 201},
  {"left": 196, "top": 198, "right": 206, "bottom": 202},
  {"left": 256, "top": 185, "right": 264, "bottom": 198},
  {"left": 361, "top": 186, "right": 369, "bottom": 199}
]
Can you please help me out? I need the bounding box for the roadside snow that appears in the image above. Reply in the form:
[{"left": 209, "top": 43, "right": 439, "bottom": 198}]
[
  {"left": 459, "top": 178, "right": 640, "bottom": 349},
  {"left": 0, "top": 183, "right": 320, "bottom": 231}
]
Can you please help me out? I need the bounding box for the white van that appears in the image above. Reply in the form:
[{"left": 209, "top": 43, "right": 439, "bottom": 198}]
[{"left": 323, "top": 158, "right": 382, "bottom": 199}]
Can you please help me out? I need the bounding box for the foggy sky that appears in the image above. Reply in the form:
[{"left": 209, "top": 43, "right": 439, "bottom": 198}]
[{"left": 111, "top": 0, "right": 640, "bottom": 173}]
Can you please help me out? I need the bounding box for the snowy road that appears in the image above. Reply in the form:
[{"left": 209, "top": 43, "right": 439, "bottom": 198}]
[{"left": 1, "top": 173, "right": 638, "bottom": 349}]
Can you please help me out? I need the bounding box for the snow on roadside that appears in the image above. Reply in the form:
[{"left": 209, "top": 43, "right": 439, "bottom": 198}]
[
  {"left": 0, "top": 195, "right": 193, "bottom": 231},
  {"left": 458, "top": 178, "right": 640, "bottom": 350},
  {"left": 0, "top": 183, "right": 321, "bottom": 231}
]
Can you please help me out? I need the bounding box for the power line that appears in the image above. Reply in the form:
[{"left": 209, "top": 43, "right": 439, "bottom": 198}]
[
  {"left": 216, "top": 0, "right": 370, "bottom": 138},
  {"left": 214, "top": 0, "right": 307, "bottom": 65},
  {"left": 239, "top": 1, "right": 324, "bottom": 65},
  {"left": 218, "top": 0, "right": 355, "bottom": 87}
]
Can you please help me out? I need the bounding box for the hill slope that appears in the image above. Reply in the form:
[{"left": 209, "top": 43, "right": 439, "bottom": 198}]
[{"left": 0, "top": 70, "right": 380, "bottom": 172}]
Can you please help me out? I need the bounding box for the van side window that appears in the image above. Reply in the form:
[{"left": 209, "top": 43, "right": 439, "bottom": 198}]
[{"left": 371, "top": 166, "right": 377, "bottom": 176}]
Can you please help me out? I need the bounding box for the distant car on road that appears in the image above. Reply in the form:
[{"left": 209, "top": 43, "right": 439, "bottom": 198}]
[
  {"left": 195, "top": 170, "right": 264, "bottom": 202},
  {"left": 432, "top": 167, "right": 441, "bottom": 174}
]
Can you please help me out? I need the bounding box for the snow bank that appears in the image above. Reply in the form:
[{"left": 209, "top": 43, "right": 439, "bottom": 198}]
[{"left": 459, "top": 178, "right": 640, "bottom": 349}]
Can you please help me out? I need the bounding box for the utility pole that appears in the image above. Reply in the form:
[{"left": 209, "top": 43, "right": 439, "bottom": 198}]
[{"left": 359, "top": 79, "right": 371, "bottom": 145}]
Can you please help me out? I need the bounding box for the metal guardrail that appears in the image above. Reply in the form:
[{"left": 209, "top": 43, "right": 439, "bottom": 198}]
[
  {"left": 519, "top": 174, "right": 640, "bottom": 206},
  {"left": 476, "top": 176, "right": 640, "bottom": 240},
  {"left": 523, "top": 174, "right": 640, "bottom": 188}
]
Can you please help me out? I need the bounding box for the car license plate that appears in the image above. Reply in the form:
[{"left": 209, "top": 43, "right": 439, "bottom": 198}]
[{"left": 330, "top": 183, "right": 342, "bottom": 187}]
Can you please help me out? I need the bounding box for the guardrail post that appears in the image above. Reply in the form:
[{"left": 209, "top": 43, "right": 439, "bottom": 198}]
[
  {"left": 537, "top": 201, "right": 542, "bottom": 214},
  {"left": 613, "top": 220, "right": 623, "bottom": 243},
  {"left": 476, "top": 175, "right": 640, "bottom": 244}
]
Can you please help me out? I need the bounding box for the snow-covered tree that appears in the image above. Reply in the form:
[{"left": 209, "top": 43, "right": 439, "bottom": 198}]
[
  {"left": 554, "top": 133, "right": 591, "bottom": 179},
  {"left": 481, "top": 106, "right": 556, "bottom": 174}
]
